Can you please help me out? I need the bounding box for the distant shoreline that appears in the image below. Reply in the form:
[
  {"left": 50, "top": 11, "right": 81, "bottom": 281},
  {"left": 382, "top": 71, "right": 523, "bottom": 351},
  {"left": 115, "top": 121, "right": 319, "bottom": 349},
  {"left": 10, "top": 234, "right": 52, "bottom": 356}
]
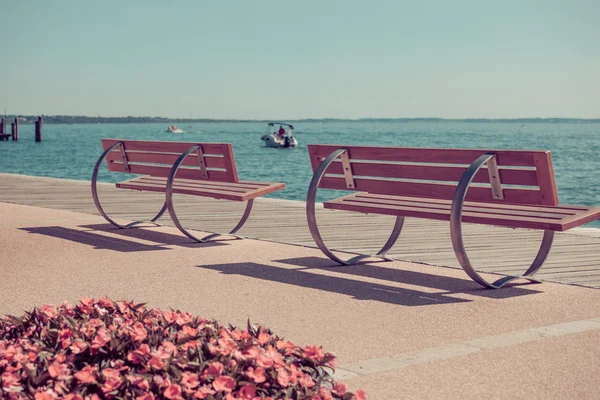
[{"left": 3, "top": 116, "right": 600, "bottom": 124}]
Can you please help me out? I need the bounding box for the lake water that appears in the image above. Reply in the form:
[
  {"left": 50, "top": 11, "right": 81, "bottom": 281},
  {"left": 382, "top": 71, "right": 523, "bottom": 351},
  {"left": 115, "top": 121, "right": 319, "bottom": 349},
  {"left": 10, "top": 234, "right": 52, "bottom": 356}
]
[{"left": 1, "top": 121, "right": 599, "bottom": 227}]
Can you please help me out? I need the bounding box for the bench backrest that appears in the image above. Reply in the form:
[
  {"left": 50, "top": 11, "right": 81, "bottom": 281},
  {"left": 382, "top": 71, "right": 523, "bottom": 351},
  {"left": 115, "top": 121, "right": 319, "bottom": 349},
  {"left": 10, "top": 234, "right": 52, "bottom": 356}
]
[
  {"left": 101, "top": 139, "right": 239, "bottom": 183},
  {"left": 308, "top": 144, "right": 559, "bottom": 206}
]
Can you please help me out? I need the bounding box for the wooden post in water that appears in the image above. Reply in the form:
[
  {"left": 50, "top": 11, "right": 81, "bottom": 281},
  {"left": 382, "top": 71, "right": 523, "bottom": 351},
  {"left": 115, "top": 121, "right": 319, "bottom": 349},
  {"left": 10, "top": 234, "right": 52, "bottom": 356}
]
[
  {"left": 0, "top": 118, "right": 5, "bottom": 134},
  {"left": 13, "top": 118, "right": 19, "bottom": 141},
  {"left": 11, "top": 122, "right": 15, "bottom": 139},
  {"left": 35, "top": 116, "right": 43, "bottom": 142}
]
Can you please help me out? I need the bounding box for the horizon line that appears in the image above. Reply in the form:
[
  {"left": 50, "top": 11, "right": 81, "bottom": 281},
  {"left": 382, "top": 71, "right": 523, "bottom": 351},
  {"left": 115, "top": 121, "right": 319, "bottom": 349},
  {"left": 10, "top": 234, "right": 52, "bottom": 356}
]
[{"left": 3, "top": 114, "right": 600, "bottom": 122}]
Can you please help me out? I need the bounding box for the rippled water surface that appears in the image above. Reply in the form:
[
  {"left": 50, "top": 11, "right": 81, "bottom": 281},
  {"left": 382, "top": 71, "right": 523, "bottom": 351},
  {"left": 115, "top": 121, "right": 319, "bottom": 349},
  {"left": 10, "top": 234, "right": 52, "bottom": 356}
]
[{"left": 1, "top": 121, "right": 598, "bottom": 226}]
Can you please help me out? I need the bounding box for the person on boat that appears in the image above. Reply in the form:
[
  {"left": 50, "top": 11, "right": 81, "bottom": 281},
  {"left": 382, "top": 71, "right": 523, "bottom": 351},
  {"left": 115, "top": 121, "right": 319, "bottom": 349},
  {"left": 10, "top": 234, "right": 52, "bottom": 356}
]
[{"left": 277, "top": 125, "right": 286, "bottom": 138}]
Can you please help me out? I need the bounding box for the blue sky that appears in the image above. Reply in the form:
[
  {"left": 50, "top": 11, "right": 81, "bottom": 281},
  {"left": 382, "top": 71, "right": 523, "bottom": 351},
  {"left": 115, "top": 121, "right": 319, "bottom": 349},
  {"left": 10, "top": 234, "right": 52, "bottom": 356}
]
[{"left": 1, "top": 0, "right": 598, "bottom": 119}]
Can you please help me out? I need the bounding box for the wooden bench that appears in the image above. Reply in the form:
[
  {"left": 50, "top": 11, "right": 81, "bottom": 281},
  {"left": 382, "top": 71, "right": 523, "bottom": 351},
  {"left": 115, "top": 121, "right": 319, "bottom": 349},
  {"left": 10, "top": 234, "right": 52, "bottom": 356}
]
[
  {"left": 306, "top": 144, "right": 600, "bottom": 289},
  {"left": 92, "top": 139, "right": 285, "bottom": 242}
]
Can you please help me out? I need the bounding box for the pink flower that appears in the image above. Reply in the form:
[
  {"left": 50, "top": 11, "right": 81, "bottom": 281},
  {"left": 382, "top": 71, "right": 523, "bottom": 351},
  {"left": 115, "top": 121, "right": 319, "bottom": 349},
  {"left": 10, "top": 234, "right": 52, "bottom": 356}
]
[
  {"left": 304, "top": 345, "right": 325, "bottom": 362},
  {"left": 193, "top": 385, "right": 216, "bottom": 399},
  {"left": 48, "top": 361, "right": 70, "bottom": 380},
  {"left": 164, "top": 384, "right": 184, "bottom": 400},
  {"left": 74, "top": 365, "right": 96, "bottom": 384},
  {"left": 2, "top": 371, "right": 22, "bottom": 389},
  {"left": 40, "top": 304, "right": 58, "bottom": 318},
  {"left": 203, "top": 362, "right": 224, "bottom": 377},
  {"left": 212, "top": 376, "right": 235, "bottom": 393},
  {"left": 98, "top": 297, "right": 114, "bottom": 308},
  {"left": 130, "top": 322, "right": 148, "bottom": 342},
  {"left": 217, "top": 338, "right": 236, "bottom": 356},
  {"left": 238, "top": 384, "right": 256, "bottom": 400},
  {"left": 69, "top": 340, "right": 88, "bottom": 355},
  {"left": 181, "top": 325, "right": 198, "bottom": 337},
  {"left": 246, "top": 367, "right": 266, "bottom": 384},
  {"left": 163, "top": 311, "right": 178, "bottom": 323},
  {"left": 332, "top": 382, "right": 347, "bottom": 396},
  {"left": 80, "top": 298, "right": 95, "bottom": 307},
  {"left": 91, "top": 328, "right": 111, "bottom": 350},
  {"left": 102, "top": 376, "right": 122, "bottom": 394},
  {"left": 276, "top": 340, "right": 297, "bottom": 355},
  {"left": 298, "top": 374, "right": 316, "bottom": 388},
  {"left": 266, "top": 346, "right": 285, "bottom": 368},
  {"left": 354, "top": 389, "right": 367, "bottom": 400},
  {"left": 256, "top": 353, "right": 274, "bottom": 369},
  {"left": 276, "top": 368, "right": 289, "bottom": 387},
  {"left": 181, "top": 372, "right": 200, "bottom": 391},
  {"left": 148, "top": 355, "right": 165, "bottom": 370},
  {"left": 257, "top": 332, "right": 271, "bottom": 345},
  {"left": 176, "top": 312, "right": 193, "bottom": 326},
  {"left": 231, "top": 329, "right": 251, "bottom": 341},
  {"left": 127, "top": 375, "right": 150, "bottom": 390},
  {"left": 319, "top": 386, "right": 334, "bottom": 400}
]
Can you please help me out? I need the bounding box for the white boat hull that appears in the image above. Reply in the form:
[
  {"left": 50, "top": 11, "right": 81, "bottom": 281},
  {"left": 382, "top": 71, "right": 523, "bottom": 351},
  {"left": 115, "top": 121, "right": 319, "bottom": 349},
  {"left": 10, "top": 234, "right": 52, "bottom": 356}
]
[{"left": 261, "top": 134, "right": 297, "bottom": 148}]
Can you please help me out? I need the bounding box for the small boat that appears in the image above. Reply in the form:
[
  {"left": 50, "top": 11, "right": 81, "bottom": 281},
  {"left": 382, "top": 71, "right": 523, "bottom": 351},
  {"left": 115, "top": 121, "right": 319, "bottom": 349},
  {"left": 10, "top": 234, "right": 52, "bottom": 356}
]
[
  {"left": 167, "top": 125, "right": 183, "bottom": 134},
  {"left": 261, "top": 122, "right": 297, "bottom": 148}
]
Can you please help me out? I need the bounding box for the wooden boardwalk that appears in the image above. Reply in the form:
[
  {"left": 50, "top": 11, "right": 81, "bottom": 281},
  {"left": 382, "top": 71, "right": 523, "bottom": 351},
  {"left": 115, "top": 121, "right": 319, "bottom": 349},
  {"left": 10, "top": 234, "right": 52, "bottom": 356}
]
[{"left": 1, "top": 173, "right": 599, "bottom": 289}]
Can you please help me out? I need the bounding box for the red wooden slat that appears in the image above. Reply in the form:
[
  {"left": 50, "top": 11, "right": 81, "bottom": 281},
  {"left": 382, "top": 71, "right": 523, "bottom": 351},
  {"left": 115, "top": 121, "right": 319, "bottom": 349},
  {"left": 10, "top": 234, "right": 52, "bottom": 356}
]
[
  {"left": 324, "top": 199, "right": 565, "bottom": 231},
  {"left": 136, "top": 176, "right": 263, "bottom": 190},
  {"left": 105, "top": 151, "right": 227, "bottom": 169},
  {"left": 333, "top": 194, "right": 571, "bottom": 220},
  {"left": 108, "top": 163, "right": 230, "bottom": 181},
  {"left": 102, "top": 139, "right": 232, "bottom": 155},
  {"left": 135, "top": 177, "right": 253, "bottom": 193},
  {"left": 349, "top": 193, "right": 588, "bottom": 213},
  {"left": 116, "top": 177, "right": 285, "bottom": 202},
  {"left": 319, "top": 176, "right": 544, "bottom": 205},
  {"left": 308, "top": 144, "right": 542, "bottom": 167},
  {"left": 116, "top": 181, "right": 245, "bottom": 201},
  {"left": 322, "top": 161, "right": 539, "bottom": 186}
]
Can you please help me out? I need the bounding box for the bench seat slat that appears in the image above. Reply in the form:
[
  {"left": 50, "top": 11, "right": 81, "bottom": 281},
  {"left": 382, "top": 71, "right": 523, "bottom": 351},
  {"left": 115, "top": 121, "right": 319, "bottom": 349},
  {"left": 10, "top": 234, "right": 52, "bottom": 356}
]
[
  {"left": 135, "top": 176, "right": 265, "bottom": 192},
  {"left": 346, "top": 193, "right": 592, "bottom": 213},
  {"left": 116, "top": 176, "right": 285, "bottom": 202},
  {"left": 324, "top": 192, "right": 600, "bottom": 232}
]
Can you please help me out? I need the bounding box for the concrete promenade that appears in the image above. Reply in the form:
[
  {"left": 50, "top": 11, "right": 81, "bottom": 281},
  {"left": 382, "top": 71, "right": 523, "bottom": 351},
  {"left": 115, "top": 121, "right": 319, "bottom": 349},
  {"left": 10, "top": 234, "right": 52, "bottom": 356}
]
[{"left": 1, "top": 173, "right": 600, "bottom": 398}]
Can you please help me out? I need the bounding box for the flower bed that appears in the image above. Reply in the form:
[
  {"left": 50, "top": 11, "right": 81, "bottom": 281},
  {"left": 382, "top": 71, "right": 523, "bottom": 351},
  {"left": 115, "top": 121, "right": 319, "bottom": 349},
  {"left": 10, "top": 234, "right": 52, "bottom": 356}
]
[{"left": 0, "top": 299, "right": 366, "bottom": 400}]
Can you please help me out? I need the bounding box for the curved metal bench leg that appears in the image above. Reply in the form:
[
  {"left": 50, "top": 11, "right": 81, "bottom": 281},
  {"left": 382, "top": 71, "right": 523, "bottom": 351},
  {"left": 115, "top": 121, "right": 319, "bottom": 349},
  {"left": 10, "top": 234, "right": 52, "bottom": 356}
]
[
  {"left": 166, "top": 146, "right": 254, "bottom": 243},
  {"left": 91, "top": 142, "right": 167, "bottom": 229},
  {"left": 450, "top": 154, "right": 555, "bottom": 289},
  {"left": 307, "top": 149, "right": 404, "bottom": 265}
]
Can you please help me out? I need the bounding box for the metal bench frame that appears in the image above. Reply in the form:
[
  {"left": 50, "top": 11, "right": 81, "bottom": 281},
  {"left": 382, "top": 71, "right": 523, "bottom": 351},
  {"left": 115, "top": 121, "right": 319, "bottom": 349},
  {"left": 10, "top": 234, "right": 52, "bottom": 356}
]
[
  {"left": 92, "top": 141, "right": 257, "bottom": 242},
  {"left": 307, "top": 148, "right": 561, "bottom": 289}
]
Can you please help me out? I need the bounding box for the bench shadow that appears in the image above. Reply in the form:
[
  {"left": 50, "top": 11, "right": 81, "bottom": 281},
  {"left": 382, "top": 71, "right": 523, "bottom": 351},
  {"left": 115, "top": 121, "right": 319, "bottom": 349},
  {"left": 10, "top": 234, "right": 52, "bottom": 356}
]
[
  {"left": 198, "top": 261, "right": 475, "bottom": 306},
  {"left": 80, "top": 223, "right": 228, "bottom": 248},
  {"left": 20, "top": 224, "right": 224, "bottom": 252},
  {"left": 273, "top": 256, "right": 541, "bottom": 299}
]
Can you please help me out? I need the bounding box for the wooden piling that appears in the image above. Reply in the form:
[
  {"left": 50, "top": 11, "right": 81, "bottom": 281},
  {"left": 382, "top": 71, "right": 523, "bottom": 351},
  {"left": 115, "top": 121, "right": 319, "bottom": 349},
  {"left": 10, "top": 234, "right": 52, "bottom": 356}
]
[
  {"left": 13, "top": 118, "right": 19, "bottom": 141},
  {"left": 0, "top": 118, "right": 5, "bottom": 134},
  {"left": 35, "top": 116, "right": 43, "bottom": 142}
]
